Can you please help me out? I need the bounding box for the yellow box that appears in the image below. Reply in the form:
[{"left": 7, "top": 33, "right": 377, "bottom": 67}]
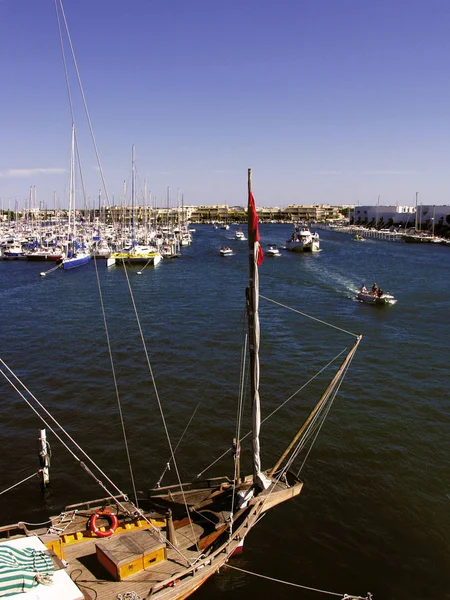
[{"left": 96, "top": 530, "right": 166, "bottom": 581}]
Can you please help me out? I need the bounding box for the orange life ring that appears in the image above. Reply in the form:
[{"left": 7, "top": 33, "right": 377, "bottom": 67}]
[{"left": 89, "top": 509, "right": 118, "bottom": 538}]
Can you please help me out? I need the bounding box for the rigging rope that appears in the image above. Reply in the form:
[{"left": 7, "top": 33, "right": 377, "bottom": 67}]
[
  {"left": 155, "top": 398, "right": 203, "bottom": 488},
  {"left": 0, "top": 360, "right": 129, "bottom": 511},
  {"left": 253, "top": 339, "right": 361, "bottom": 520},
  {"left": 115, "top": 259, "right": 200, "bottom": 555},
  {"left": 224, "top": 564, "right": 373, "bottom": 599},
  {"left": 196, "top": 347, "right": 348, "bottom": 478},
  {"left": 0, "top": 471, "right": 41, "bottom": 496},
  {"left": 229, "top": 332, "right": 249, "bottom": 538},
  {"left": 54, "top": 0, "right": 147, "bottom": 514},
  {"left": 260, "top": 294, "right": 360, "bottom": 338},
  {"left": 293, "top": 355, "right": 356, "bottom": 478}
]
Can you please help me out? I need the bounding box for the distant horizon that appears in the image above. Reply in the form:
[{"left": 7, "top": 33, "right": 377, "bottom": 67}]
[
  {"left": 3, "top": 199, "right": 450, "bottom": 214},
  {"left": 2, "top": 1, "right": 450, "bottom": 208}
]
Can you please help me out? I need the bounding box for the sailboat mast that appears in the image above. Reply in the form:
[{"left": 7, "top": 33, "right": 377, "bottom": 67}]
[
  {"left": 131, "top": 145, "right": 135, "bottom": 242},
  {"left": 247, "top": 169, "right": 269, "bottom": 490},
  {"left": 414, "top": 192, "right": 419, "bottom": 232},
  {"left": 68, "top": 124, "right": 75, "bottom": 238}
]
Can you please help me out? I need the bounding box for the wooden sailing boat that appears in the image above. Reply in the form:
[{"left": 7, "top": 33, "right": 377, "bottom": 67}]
[{"left": 0, "top": 169, "right": 362, "bottom": 600}]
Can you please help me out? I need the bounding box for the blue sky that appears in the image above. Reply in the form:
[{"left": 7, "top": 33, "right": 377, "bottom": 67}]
[{"left": 1, "top": 0, "right": 450, "bottom": 210}]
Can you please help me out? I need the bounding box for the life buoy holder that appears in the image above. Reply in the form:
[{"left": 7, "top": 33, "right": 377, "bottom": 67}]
[{"left": 88, "top": 509, "right": 118, "bottom": 538}]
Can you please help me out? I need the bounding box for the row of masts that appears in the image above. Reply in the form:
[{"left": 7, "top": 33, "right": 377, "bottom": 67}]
[{"left": 0, "top": 217, "right": 193, "bottom": 259}]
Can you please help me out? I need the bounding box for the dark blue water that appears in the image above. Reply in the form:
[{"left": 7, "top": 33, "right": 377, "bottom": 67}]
[{"left": 0, "top": 225, "right": 449, "bottom": 600}]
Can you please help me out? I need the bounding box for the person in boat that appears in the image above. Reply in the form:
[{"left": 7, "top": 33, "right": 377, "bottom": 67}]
[
  {"left": 377, "top": 287, "right": 383, "bottom": 297},
  {"left": 360, "top": 284, "right": 367, "bottom": 293},
  {"left": 371, "top": 282, "right": 378, "bottom": 294}
]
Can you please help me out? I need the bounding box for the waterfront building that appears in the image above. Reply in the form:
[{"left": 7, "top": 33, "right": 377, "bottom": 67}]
[{"left": 352, "top": 204, "right": 450, "bottom": 231}]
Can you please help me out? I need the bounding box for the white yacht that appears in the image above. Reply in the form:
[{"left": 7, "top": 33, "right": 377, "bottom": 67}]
[{"left": 286, "top": 225, "right": 320, "bottom": 252}]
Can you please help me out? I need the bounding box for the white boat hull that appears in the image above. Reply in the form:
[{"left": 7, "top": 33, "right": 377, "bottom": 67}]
[
  {"left": 356, "top": 291, "right": 397, "bottom": 305},
  {"left": 285, "top": 239, "right": 320, "bottom": 252}
]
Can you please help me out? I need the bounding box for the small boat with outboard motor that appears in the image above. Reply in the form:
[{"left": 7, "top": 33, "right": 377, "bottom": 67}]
[
  {"left": 219, "top": 245, "right": 233, "bottom": 256},
  {"left": 355, "top": 284, "right": 397, "bottom": 305}
]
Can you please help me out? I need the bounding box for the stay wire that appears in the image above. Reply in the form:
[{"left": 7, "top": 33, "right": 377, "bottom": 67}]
[
  {"left": 260, "top": 294, "right": 359, "bottom": 338},
  {"left": 55, "top": 0, "right": 140, "bottom": 511},
  {"left": 0, "top": 360, "right": 128, "bottom": 509},
  {"left": 196, "top": 348, "right": 348, "bottom": 478},
  {"left": 224, "top": 564, "right": 372, "bottom": 599}
]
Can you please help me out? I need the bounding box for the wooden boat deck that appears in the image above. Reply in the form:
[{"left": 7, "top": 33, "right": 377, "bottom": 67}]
[
  {"left": 0, "top": 480, "right": 303, "bottom": 599},
  {"left": 62, "top": 522, "right": 204, "bottom": 600}
]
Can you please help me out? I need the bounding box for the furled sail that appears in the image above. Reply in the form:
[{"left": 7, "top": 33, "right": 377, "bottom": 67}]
[{"left": 247, "top": 169, "right": 270, "bottom": 490}]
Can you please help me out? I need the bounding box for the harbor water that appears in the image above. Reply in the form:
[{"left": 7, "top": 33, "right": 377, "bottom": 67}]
[{"left": 0, "top": 224, "right": 449, "bottom": 600}]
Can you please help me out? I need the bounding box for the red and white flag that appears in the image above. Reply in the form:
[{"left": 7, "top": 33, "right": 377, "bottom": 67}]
[{"left": 248, "top": 192, "right": 264, "bottom": 266}]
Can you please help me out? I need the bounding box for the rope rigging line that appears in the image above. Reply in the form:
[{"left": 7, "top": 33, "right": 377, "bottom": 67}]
[
  {"left": 92, "top": 256, "right": 139, "bottom": 508},
  {"left": 55, "top": 1, "right": 90, "bottom": 218},
  {"left": 0, "top": 471, "right": 42, "bottom": 496},
  {"left": 54, "top": 1, "right": 198, "bottom": 562},
  {"left": 269, "top": 339, "right": 360, "bottom": 488},
  {"left": 57, "top": 0, "right": 140, "bottom": 509},
  {"left": 117, "top": 257, "right": 200, "bottom": 556},
  {"left": 56, "top": 0, "right": 112, "bottom": 212},
  {"left": 196, "top": 347, "right": 349, "bottom": 479},
  {"left": 293, "top": 355, "right": 357, "bottom": 478},
  {"left": 260, "top": 294, "right": 360, "bottom": 338},
  {"left": 224, "top": 564, "right": 373, "bottom": 599},
  {"left": 0, "top": 360, "right": 129, "bottom": 511},
  {"left": 213, "top": 338, "right": 361, "bottom": 523},
  {"left": 154, "top": 398, "right": 203, "bottom": 488},
  {"left": 55, "top": 0, "right": 157, "bottom": 520},
  {"left": 229, "top": 332, "right": 249, "bottom": 538}
]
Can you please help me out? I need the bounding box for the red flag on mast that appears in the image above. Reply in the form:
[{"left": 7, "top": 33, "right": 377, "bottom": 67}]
[{"left": 249, "top": 192, "right": 264, "bottom": 266}]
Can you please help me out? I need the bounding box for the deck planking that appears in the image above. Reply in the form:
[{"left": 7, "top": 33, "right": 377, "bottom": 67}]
[{"left": 62, "top": 523, "right": 205, "bottom": 600}]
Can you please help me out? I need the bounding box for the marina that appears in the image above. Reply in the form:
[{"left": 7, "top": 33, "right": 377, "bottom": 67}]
[
  {"left": 1, "top": 3, "right": 450, "bottom": 599},
  {"left": 0, "top": 223, "right": 449, "bottom": 600}
]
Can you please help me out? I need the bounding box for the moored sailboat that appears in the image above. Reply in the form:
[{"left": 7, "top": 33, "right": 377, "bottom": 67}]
[
  {"left": 61, "top": 125, "right": 91, "bottom": 271},
  {"left": 108, "top": 146, "right": 161, "bottom": 268}
]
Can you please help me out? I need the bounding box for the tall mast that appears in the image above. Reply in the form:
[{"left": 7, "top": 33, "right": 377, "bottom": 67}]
[
  {"left": 69, "top": 123, "right": 75, "bottom": 238},
  {"left": 247, "top": 168, "right": 270, "bottom": 490},
  {"left": 131, "top": 145, "right": 135, "bottom": 242},
  {"left": 414, "top": 192, "right": 418, "bottom": 232}
]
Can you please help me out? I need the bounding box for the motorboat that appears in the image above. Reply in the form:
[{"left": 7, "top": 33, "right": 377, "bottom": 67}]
[
  {"left": 353, "top": 234, "right": 366, "bottom": 241},
  {"left": 265, "top": 244, "right": 281, "bottom": 256},
  {"left": 219, "top": 246, "right": 233, "bottom": 256},
  {"left": 235, "top": 229, "right": 246, "bottom": 240},
  {"left": 160, "top": 244, "right": 180, "bottom": 259},
  {"left": 355, "top": 287, "right": 397, "bottom": 305},
  {"left": 286, "top": 225, "right": 320, "bottom": 252}
]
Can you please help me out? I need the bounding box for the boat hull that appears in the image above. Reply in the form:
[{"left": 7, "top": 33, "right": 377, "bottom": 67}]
[
  {"left": 285, "top": 240, "right": 320, "bottom": 252},
  {"left": 62, "top": 253, "right": 91, "bottom": 270},
  {"left": 2, "top": 252, "right": 27, "bottom": 260},
  {"left": 108, "top": 252, "right": 162, "bottom": 266},
  {"left": 356, "top": 291, "right": 397, "bottom": 305},
  {"left": 0, "top": 474, "right": 303, "bottom": 600},
  {"left": 27, "top": 253, "right": 63, "bottom": 261}
]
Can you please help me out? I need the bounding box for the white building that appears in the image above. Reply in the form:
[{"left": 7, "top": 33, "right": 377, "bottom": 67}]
[{"left": 352, "top": 204, "right": 450, "bottom": 229}]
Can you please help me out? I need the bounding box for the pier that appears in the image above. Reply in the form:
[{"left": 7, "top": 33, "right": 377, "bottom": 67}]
[{"left": 317, "top": 224, "right": 405, "bottom": 242}]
